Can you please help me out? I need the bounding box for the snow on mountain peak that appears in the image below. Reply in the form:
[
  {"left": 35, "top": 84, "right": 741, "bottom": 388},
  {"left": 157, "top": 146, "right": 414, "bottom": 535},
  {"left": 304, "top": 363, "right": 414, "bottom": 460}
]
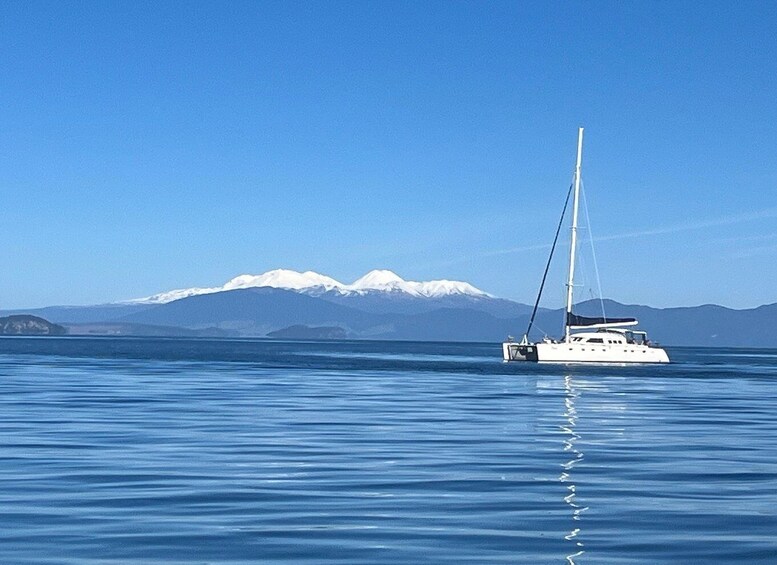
[
  {"left": 127, "top": 269, "right": 490, "bottom": 304},
  {"left": 416, "top": 279, "right": 486, "bottom": 297},
  {"left": 223, "top": 270, "right": 342, "bottom": 292},
  {"left": 345, "top": 270, "right": 488, "bottom": 298},
  {"left": 350, "top": 270, "right": 406, "bottom": 291}
]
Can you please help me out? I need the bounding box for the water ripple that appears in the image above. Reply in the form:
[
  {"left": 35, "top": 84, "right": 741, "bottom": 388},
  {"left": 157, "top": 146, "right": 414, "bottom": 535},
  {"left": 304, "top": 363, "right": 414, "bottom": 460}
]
[{"left": 1, "top": 338, "right": 776, "bottom": 563}]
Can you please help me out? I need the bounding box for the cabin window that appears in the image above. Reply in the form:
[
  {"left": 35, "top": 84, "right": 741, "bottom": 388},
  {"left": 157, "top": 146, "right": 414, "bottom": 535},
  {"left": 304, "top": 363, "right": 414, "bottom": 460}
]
[{"left": 587, "top": 338, "right": 604, "bottom": 343}]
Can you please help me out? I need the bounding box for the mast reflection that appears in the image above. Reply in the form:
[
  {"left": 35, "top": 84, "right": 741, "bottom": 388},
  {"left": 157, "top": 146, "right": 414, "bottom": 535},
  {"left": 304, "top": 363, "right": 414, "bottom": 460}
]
[{"left": 561, "top": 374, "right": 588, "bottom": 564}]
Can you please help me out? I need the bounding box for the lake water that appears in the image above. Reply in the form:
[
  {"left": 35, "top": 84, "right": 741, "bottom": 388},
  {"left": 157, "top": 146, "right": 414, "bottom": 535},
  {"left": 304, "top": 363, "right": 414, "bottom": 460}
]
[{"left": 1, "top": 337, "right": 776, "bottom": 564}]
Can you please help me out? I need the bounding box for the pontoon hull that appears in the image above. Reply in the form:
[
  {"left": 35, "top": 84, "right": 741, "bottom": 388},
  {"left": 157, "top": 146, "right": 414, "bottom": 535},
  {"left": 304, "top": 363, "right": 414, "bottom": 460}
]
[{"left": 503, "top": 341, "right": 669, "bottom": 364}]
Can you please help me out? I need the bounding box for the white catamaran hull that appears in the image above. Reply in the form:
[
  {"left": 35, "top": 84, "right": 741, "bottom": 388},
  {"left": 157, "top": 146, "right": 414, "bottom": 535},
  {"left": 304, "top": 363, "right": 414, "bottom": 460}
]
[{"left": 503, "top": 341, "right": 670, "bottom": 364}]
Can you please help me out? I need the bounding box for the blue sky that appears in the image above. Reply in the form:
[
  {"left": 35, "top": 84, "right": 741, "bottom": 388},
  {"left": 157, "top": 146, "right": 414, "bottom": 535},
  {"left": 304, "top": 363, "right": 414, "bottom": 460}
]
[{"left": 1, "top": 1, "right": 776, "bottom": 309}]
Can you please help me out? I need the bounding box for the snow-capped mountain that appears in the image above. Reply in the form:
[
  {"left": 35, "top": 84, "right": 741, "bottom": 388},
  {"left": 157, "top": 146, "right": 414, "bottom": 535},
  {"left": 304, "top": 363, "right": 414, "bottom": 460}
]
[
  {"left": 128, "top": 269, "right": 491, "bottom": 304},
  {"left": 347, "top": 270, "right": 487, "bottom": 298}
]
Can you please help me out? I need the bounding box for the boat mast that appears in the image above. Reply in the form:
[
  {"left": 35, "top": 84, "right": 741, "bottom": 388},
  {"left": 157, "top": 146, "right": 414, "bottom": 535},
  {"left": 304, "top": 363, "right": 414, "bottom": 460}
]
[{"left": 564, "top": 127, "right": 584, "bottom": 342}]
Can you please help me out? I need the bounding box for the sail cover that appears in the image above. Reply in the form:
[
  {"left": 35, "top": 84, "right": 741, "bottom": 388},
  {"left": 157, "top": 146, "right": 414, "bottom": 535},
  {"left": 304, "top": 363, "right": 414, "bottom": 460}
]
[{"left": 567, "top": 313, "right": 638, "bottom": 328}]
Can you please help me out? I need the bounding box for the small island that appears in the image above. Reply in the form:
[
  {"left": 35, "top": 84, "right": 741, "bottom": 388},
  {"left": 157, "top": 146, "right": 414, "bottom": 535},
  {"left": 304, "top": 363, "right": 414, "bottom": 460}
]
[
  {"left": 267, "top": 325, "right": 347, "bottom": 340},
  {"left": 0, "top": 315, "right": 67, "bottom": 336}
]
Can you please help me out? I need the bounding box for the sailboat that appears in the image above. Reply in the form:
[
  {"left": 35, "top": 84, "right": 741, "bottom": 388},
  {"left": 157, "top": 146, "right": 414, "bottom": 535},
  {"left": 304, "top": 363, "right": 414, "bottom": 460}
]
[{"left": 502, "top": 128, "right": 670, "bottom": 364}]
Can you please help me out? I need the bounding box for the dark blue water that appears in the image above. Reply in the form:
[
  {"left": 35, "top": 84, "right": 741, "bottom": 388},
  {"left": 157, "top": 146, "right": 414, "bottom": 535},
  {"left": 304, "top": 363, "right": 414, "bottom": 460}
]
[{"left": 1, "top": 338, "right": 776, "bottom": 564}]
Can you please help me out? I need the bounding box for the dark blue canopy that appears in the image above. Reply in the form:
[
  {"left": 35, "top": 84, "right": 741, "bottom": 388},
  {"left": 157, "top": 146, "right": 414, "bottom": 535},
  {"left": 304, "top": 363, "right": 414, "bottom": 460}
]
[{"left": 567, "top": 313, "right": 637, "bottom": 327}]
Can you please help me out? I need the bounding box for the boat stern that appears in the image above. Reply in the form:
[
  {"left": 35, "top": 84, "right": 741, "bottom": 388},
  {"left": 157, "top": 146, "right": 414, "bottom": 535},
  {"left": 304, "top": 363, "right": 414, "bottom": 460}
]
[{"left": 503, "top": 341, "right": 539, "bottom": 362}]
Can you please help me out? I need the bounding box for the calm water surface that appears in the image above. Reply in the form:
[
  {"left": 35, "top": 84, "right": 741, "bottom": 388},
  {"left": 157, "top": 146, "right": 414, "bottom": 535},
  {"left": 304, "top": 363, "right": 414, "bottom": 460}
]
[{"left": 1, "top": 338, "right": 776, "bottom": 564}]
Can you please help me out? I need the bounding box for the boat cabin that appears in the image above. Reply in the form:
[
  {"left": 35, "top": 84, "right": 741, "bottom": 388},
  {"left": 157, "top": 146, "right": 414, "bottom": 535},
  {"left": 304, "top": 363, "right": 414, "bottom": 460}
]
[{"left": 567, "top": 328, "right": 652, "bottom": 346}]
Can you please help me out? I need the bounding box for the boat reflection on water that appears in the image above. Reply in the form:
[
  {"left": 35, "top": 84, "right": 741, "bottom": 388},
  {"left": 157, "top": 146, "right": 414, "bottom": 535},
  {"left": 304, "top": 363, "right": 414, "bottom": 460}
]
[{"left": 560, "top": 374, "right": 588, "bottom": 564}]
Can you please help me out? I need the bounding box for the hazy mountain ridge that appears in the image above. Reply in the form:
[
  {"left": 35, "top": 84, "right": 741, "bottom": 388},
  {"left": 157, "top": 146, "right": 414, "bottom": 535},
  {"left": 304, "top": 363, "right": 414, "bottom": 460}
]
[
  {"left": 0, "top": 304, "right": 154, "bottom": 324},
  {"left": 118, "top": 287, "right": 386, "bottom": 336},
  {"left": 311, "top": 288, "right": 535, "bottom": 317},
  {"left": 568, "top": 299, "right": 777, "bottom": 348},
  {"left": 1, "top": 280, "right": 775, "bottom": 347}
]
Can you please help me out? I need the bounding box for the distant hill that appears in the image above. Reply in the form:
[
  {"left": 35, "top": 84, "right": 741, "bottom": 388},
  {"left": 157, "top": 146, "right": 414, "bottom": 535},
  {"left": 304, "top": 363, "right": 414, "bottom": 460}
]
[
  {"left": 66, "top": 322, "right": 237, "bottom": 338},
  {"left": 267, "top": 325, "right": 348, "bottom": 340},
  {"left": 0, "top": 315, "right": 66, "bottom": 336}
]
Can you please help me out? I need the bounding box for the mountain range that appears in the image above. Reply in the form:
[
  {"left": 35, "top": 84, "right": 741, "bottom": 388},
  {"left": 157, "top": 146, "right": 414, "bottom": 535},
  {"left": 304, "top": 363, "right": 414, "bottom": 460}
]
[
  {"left": 127, "top": 269, "right": 490, "bottom": 304},
  {"left": 2, "top": 269, "right": 775, "bottom": 347}
]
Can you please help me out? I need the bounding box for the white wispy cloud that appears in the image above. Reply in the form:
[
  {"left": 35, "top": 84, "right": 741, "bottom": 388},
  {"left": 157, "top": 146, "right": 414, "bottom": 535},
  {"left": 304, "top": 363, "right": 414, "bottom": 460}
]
[
  {"left": 429, "top": 206, "right": 777, "bottom": 267},
  {"left": 592, "top": 206, "right": 777, "bottom": 244},
  {"left": 711, "top": 232, "right": 777, "bottom": 245}
]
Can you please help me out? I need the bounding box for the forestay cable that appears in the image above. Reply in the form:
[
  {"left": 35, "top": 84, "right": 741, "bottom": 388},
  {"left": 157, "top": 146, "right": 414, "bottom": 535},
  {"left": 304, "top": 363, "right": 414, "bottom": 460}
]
[{"left": 525, "top": 182, "right": 574, "bottom": 339}]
